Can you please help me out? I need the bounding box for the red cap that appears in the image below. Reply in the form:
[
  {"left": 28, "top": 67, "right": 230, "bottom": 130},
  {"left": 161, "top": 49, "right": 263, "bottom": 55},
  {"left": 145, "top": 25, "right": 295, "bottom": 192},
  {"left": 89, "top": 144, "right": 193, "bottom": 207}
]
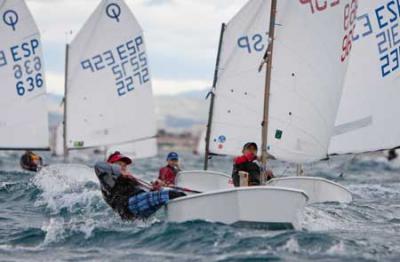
[{"left": 107, "top": 151, "right": 132, "bottom": 165}]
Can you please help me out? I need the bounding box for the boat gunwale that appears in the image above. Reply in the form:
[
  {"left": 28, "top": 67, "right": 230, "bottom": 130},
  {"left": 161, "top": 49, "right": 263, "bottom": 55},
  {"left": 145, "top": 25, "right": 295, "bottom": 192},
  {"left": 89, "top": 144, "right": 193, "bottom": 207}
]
[
  {"left": 266, "top": 176, "right": 352, "bottom": 195},
  {"left": 168, "top": 186, "right": 309, "bottom": 203}
]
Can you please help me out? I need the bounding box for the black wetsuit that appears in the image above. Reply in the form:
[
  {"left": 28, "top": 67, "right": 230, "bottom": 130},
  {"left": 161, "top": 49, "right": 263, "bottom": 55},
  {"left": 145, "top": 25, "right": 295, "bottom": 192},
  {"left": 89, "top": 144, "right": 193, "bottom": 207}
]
[
  {"left": 232, "top": 159, "right": 261, "bottom": 187},
  {"left": 94, "top": 162, "right": 186, "bottom": 220},
  {"left": 95, "top": 162, "right": 145, "bottom": 220}
]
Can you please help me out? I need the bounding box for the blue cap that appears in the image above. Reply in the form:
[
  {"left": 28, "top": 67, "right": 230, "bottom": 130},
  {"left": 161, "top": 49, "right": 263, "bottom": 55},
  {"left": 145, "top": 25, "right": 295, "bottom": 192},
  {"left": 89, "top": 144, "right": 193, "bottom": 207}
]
[{"left": 167, "top": 152, "right": 179, "bottom": 161}]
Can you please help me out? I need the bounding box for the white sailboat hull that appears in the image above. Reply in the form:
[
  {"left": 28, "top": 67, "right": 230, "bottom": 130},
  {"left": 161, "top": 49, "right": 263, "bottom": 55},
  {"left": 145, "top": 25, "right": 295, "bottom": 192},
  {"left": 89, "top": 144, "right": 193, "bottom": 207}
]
[
  {"left": 266, "top": 177, "right": 352, "bottom": 204},
  {"left": 176, "top": 170, "right": 232, "bottom": 193},
  {"left": 166, "top": 186, "right": 308, "bottom": 230}
]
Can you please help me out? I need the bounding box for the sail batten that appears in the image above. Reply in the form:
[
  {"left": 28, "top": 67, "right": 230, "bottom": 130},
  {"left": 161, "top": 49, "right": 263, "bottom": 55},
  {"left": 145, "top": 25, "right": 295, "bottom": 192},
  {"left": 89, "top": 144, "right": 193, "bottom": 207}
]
[{"left": 0, "top": 0, "right": 49, "bottom": 150}]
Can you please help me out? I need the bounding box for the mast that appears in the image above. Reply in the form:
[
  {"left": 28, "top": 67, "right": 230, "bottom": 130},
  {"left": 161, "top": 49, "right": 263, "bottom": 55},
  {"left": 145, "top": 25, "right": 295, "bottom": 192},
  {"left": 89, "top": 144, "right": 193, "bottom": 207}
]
[
  {"left": 260, "top": 0, "right": 277, "bottom": 179},
  {"left": 204, "top": 23, "right": 226, "bottom": 170},
  {"left": 63, "top": 44, "right": 70, "bottom": 159}
]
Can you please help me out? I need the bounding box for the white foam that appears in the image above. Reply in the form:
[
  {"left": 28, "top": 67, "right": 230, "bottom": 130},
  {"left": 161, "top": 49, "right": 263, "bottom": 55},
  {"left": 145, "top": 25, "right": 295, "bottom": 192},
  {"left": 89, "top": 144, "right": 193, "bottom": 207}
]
[
  {"left": 348, "top": 183, "right": 400, "bottom": 199},
  {"left": 32, "top": 164, "right": 101, "bottom": 214},
  {"left": 302, "top": 206, "right": 352, "bottom": 231},
  {"left": 326, "top": 240, "right": 346, "bottom": 255},
  {"left": 278, "top": 237, "right": 300, "bottom": 253},
  {"left": 41, "top": 217, "right": 66, "bottom": 245}
]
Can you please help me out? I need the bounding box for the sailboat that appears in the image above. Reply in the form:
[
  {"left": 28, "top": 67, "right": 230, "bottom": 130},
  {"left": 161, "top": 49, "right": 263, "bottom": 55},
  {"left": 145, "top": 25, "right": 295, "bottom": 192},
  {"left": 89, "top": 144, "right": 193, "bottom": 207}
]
[
  {"left": 329, "top": 1, "right": 400, "bottom": 155},
  {"left": 61, "top": 0, "right": 158, "bottom": 159},
  {"left": 0, "top": 0, "right": 49, "bottom": 152},
  {"left": 266, "top": 0, "right": 400, "bottom": 202},
  {"left": 178, "top": 0, "right": 357, "bottom": 204},
  {"left": 169, "top": 0, "right": 358, "bottom": 227}
]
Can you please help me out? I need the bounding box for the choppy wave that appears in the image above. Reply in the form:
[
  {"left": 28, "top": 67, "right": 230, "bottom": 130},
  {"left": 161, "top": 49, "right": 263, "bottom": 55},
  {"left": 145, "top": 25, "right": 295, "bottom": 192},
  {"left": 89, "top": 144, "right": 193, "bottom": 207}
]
[{"left": 0, "top": 151, "right": 400, "bottom": 261}]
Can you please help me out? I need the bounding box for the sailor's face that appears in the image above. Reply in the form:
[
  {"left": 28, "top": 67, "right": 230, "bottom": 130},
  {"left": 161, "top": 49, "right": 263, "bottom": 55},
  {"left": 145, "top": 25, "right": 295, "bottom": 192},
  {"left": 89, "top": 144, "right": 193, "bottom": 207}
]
[
  {"left": 31, "top": 156, "right": 40, "bottom": 165},
  {"left": 245, "top": 146, "right": 257, "bottom": 155},
  {"left": 168, "top": 159, "right": 179, "bottom": 167},
  {"left": 115, "top": 161, "right": 128, "bottom": 172}
]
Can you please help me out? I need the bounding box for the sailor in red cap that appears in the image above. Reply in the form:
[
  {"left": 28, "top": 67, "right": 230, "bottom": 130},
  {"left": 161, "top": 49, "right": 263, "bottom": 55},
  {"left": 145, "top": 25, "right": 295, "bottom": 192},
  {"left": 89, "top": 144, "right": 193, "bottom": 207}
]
[{"left": 94, "top": 151, "right": 186, "bottom": 220}]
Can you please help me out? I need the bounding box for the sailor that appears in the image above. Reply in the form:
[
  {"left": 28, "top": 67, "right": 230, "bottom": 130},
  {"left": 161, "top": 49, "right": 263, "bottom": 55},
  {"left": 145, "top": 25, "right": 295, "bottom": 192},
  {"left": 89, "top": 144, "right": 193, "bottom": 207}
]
[
  {"left": 94, "top": 151, "right": 185, "bottom": 220},
  {"left": 155, "top": 152, "right": 181, "bottom": 187},
  {"left": 232, "top": 142, "right": 273, "bottom": 187},
  {"left": 20, "top": 151, "right": 43, "bottom": 172}
]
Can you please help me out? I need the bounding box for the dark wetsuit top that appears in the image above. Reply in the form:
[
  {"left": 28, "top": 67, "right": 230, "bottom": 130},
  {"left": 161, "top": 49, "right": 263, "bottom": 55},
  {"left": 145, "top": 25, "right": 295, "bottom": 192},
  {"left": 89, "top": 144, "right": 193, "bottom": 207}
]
[
  {"left": 94, "top": 162, "right": 146, "bottom": 220},
  {"left": 232, "top": 153, "right": 261, "bottom": 187}
]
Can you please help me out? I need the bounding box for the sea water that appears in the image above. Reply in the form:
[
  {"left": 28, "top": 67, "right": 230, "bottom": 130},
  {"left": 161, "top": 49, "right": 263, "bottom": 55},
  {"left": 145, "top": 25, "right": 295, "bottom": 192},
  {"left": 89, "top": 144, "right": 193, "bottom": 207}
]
[{"left": 0, "top": 150, "right": 399, "bottom": 261}]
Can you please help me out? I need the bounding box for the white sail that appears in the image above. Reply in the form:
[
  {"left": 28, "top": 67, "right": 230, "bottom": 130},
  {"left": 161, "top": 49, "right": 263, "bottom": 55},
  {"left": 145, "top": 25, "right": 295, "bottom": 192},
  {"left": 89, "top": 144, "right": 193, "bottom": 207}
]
[
  {"left": 209, "top": 0, "right": 267, "bottom": 157},
  {"left": 209, "top": 0, "right": 356, "bottom": 163},
  {"left": 66, "top": 0, "right": 157, "bottom": 151},
  {"left": 106, "top": 137, "right": 157, "bottom": 160},
  {"left": 0, "top": 0, "right": 49, "bottom": 150},
  {"left": 329, "top": 1, "right": 400, "bottom": 155}
]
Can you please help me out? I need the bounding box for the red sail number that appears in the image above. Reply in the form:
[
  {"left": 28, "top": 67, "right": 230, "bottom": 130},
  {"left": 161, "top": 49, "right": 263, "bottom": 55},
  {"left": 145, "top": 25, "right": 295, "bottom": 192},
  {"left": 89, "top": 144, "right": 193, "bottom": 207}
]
[
  {"left": 341, "top": 0, "right": 358, "bottom": 62},
  {"left": 299, "top": 0, "right": 340, "bottom": 14}
]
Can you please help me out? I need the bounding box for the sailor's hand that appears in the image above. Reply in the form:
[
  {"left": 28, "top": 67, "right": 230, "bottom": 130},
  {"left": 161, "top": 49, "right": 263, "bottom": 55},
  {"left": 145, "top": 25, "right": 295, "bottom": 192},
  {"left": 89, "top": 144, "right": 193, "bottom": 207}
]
[{"left": 151, "top": 180, "right": 163, "bottom": 191}]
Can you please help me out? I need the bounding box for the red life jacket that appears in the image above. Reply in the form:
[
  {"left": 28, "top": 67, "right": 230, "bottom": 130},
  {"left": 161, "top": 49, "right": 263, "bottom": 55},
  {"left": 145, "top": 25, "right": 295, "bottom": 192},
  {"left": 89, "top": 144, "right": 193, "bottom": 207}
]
[
  {"left": 232, "top": 152, "right": 260, "bottom": 187},
  {"left": 158, "top": 165, "right": 178, "bottom": 185}
]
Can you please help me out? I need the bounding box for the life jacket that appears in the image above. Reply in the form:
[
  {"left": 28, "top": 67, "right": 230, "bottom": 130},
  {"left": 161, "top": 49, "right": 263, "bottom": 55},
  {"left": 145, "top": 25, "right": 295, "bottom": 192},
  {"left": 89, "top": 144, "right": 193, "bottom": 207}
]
[
  {"left": 94, "top": 162, "right": 145, "bottom": 220},
  {"left": 158, "top": 165, "right": 179, "bottom": 185},
  {"left": 232, "top": 152, "right": 261, "bottom": 187}
]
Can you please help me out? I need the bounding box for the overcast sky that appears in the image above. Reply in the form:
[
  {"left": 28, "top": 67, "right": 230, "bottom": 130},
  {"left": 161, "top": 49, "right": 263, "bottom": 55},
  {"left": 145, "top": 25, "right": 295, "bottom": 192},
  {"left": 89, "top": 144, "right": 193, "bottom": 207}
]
[{"left": 25, "top": 0, "right": 248, "bottom": 95}]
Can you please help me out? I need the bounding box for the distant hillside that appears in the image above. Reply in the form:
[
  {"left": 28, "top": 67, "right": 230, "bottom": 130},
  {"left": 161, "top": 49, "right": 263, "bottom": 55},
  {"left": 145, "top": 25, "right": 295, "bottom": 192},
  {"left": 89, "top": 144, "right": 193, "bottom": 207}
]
[{"left": 47, "top": 90, "right": 210, "bottom": 133}]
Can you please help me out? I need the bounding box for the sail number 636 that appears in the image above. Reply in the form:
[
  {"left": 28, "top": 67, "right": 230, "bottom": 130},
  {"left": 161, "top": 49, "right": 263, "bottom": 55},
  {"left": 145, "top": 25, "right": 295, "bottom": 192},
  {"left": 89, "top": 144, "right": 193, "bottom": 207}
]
[{"left": 13, "top": 56, "right": 43, "bottom": 96}]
